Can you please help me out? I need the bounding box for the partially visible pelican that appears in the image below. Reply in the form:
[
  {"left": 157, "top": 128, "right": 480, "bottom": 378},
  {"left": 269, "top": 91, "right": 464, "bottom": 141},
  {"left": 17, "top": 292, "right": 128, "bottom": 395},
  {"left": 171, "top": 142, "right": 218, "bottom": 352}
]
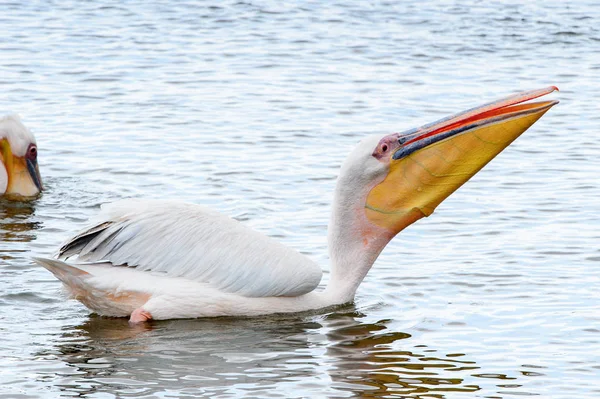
[
  {"left": 35, "top": 87, "right": 558, "bottom": 323},
  {"left": 0, "top": 115, "right": 43, "bottom": 198}
]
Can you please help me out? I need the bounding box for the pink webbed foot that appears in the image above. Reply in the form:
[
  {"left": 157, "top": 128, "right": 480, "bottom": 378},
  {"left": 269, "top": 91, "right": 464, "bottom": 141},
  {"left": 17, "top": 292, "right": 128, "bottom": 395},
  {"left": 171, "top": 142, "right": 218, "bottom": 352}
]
[{"left": 129, "top": 308, "right": 153, "bottom": 324}]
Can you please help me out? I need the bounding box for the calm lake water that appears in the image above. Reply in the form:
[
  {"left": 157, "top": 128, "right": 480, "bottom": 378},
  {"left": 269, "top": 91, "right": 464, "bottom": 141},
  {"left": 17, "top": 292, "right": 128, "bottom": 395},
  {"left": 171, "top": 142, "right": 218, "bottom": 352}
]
[{"left": 1, "top": 1, "right": 599, "bottom": 398}]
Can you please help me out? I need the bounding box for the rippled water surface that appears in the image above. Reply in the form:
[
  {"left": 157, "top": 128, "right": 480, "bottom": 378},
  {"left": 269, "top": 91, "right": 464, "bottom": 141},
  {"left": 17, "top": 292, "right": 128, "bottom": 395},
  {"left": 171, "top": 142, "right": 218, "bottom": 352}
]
[{"left": 2, "top": 1, "right": 599, "bottom": 398}]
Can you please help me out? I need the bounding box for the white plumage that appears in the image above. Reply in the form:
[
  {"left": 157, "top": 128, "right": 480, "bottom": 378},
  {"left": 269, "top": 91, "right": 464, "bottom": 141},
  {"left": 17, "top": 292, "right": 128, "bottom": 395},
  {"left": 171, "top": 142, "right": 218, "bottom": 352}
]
[
  {"left": 59, "top": 200, "right": 322, "bottom": 297},
  {"left": 0, "top": 114, "right": 36, "bottom": 157}
]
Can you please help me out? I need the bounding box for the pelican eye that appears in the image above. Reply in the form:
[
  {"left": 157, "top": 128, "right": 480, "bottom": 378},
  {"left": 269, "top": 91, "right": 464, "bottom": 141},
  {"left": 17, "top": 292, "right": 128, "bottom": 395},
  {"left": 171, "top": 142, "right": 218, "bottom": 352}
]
[
  {"left": 27, "top": 144, "right": 37, "bottom": 160},
  {"left": 381, "top": 144, "right": 388, "bottom": 152}
]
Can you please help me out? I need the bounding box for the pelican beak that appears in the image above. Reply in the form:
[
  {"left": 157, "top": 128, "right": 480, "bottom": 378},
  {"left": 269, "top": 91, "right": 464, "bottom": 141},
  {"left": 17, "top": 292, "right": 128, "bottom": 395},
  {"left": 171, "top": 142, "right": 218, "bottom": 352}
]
[
  {"left": 26, "top": 156, "right": 43, "bottom": 193},
  {"left": 0, "top": 139, "right": 43, "bottom": 198},
  {"left": 365, "top": 86, "right": 559, "bottom": 233}
]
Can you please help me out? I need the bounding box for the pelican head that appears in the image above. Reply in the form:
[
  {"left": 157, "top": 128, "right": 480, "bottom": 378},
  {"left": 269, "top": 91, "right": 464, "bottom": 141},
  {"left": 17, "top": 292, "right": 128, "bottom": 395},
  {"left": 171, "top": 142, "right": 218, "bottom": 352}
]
[
  {"left": 0, "top": 115, "right": 43, "bottom": 198},
  {"left": 328, "top": 87, "right": 558, "bottom": 299}
]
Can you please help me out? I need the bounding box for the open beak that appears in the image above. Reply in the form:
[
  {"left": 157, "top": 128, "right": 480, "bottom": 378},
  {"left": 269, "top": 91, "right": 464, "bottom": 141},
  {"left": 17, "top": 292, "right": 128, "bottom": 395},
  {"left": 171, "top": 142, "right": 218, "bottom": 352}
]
[{"left": 366, "top": 86, "right": 559, "bottom": 233}]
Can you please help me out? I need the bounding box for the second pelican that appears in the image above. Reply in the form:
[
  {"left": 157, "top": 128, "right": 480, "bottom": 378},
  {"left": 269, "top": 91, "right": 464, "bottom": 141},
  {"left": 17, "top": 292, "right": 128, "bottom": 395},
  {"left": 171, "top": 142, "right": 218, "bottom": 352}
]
[{"left": 0, "top": 115, "right": 42, "bottom": 198}]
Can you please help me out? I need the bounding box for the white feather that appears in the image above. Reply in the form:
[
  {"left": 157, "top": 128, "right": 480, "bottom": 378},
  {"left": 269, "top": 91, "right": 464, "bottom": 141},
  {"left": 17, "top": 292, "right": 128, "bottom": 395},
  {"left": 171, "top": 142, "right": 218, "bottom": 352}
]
[
  {"left": 0, "top": 114, "right": 36, "bottom": 157},
  {"left": 58, "top": 199, "right": 323, "bottom": 298}
]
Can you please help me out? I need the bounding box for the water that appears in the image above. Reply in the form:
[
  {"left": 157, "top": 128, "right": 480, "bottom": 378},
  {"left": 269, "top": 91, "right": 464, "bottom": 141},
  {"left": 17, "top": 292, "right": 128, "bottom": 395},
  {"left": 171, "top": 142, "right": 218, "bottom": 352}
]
[{"left": 1, "top": 1, "right": 599, "bottom": 397}]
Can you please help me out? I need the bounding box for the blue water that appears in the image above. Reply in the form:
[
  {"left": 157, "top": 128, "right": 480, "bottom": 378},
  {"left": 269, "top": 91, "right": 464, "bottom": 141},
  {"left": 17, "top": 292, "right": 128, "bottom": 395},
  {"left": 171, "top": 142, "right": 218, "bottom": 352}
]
[{"left": 1, "top": 1, "right": 599, "bottom": 398}]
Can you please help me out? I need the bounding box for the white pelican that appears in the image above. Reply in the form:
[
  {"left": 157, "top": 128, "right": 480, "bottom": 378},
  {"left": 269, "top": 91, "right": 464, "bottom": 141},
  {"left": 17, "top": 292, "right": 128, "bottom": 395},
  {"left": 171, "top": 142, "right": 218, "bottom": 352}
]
[
  {"left": 35, "top": 87, "right": 558, "bottom": 323},
  {"left": 0, "top": 115, "right": 43, "bottom": 198}
]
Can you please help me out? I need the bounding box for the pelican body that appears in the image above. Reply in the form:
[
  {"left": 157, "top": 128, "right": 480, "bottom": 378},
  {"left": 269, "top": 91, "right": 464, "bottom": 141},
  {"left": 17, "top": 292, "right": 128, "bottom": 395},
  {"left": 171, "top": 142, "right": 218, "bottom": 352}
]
[
  {"left": 0, "top": 115, "right": 42, "bottom": 198},
  {"left": 35, "top": 87, "right": 559, "bottom": 323}
]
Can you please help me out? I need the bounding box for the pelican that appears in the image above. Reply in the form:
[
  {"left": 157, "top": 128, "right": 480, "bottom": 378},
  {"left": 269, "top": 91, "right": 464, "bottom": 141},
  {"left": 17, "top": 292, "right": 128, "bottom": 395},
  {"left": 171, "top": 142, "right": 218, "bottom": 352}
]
[
  {"left": 0, "top": 115, "right": 43, "bottom": 198},
  {"left": 34, "top": 87, "right": 558, "bottom": 323}
]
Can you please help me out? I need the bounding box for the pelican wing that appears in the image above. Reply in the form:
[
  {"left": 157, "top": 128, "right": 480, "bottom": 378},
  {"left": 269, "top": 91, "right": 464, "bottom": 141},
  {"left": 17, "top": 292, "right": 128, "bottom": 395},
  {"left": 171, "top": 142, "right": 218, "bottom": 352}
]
[{"left": 57, "top": 199, "right": 322, "bottom": 297}]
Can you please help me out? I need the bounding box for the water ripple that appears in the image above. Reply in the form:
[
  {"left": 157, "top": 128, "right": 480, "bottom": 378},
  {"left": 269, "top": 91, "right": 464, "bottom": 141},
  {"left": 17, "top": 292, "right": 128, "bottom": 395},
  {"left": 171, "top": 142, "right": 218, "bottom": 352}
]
[{"left": 1, "top": 0, "right": 599, "bottom": 398}]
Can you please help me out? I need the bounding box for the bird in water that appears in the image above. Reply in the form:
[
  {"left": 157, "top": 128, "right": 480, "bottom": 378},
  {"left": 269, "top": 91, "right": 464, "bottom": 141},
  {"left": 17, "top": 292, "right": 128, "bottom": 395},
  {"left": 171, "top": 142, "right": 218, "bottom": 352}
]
[
  {"left": 34, "top": 87, "right": 558, "bottom": 323},
  {"left": 0, "top": 115, "right": 43, "bottom": 198}
]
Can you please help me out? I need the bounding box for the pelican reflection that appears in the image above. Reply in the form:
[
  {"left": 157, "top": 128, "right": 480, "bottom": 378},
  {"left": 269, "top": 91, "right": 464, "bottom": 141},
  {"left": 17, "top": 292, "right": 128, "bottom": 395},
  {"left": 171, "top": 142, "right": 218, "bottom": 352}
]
[{"left": 38, "top": 310, "right": 499, "bottom": 398}]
